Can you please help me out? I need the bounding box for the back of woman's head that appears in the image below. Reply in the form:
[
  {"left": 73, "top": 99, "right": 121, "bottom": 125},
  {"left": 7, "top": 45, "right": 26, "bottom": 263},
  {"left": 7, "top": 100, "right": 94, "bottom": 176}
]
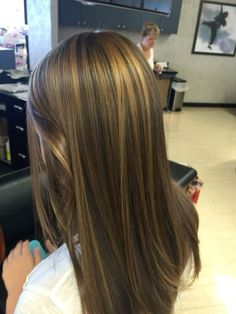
[{"left": 27, "top": 31, "right": 200, "bottom": 314}]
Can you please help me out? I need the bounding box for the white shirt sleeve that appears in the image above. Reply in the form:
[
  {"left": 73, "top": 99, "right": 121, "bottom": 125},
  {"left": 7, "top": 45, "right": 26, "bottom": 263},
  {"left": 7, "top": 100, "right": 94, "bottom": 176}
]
[
  {"left": 14, "top": 244, "right": 82, "bottom": 314},
  {"left": 137, "top": 43, "right": 154, "bottom": 69},
  {"left": 15, "top": 290, "right": 63, "bottom": 314},
  {"left": 148, "top": 48, "right": 154, "bottom": 69}
]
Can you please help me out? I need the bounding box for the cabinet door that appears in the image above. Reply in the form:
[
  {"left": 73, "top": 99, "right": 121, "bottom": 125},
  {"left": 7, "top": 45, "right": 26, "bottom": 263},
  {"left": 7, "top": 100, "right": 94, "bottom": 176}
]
[
  {"left": 101, "top": 5, "right": 123, "bottom": 30},
  {"left": 78, "top": 4, "right": 101, "bottom": 29},
  {"left": 6, "top": 96, "right": 29, "bottom": 169},
  {"left": 59, "top": 0, "right": 101, "bottom": 28},
  {"left": 0, "top": 95, "right": 9, "bottom": 164},
  {"left": 158, "top": 0, "right": 182, "bottom": 34},
  {"left": 9, "top": 131, "right": 28, "bottom": 169},
  {"left": 141, "top": 12, "right": 160, "bottom": 28},
  {"left": 101, "top": 5, "right": 142, "bottom": 32},
  {"left": 59, "top": 0, "right": 82, "bottom": 26},
  {"left": 122, "top": 9, "right": 142, "bottom": 32}
]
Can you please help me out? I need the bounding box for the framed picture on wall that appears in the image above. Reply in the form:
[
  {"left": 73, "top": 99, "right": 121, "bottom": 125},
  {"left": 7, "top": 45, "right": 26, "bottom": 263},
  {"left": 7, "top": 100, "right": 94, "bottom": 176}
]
[{"left": 192, "top": 1, "right": 236, "bottom": 56}]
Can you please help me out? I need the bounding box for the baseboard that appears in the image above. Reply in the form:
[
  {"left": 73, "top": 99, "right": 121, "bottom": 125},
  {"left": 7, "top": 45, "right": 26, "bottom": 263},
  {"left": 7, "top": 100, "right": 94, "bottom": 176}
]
[{"left": 183, "top": 102, "right": 236, "bottom": 108}]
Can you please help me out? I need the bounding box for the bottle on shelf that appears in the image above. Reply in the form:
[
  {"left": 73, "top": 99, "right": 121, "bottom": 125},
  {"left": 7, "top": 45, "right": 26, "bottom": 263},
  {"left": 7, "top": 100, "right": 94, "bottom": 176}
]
[{"left": 5, "top": 138, "right": 11, "bottom": 161}]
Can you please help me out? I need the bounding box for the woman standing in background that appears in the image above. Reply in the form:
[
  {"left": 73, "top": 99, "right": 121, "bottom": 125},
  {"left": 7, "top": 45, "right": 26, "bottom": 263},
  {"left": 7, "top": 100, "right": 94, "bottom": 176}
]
[{"left": 137, "top": 22, "right": 162, "bottom": 73}]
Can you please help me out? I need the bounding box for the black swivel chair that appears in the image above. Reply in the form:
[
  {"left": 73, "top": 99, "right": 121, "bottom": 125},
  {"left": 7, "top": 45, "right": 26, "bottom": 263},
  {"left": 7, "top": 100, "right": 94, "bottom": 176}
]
[{"left": 0, "top": 168, "right": 36, "bottom": 312}]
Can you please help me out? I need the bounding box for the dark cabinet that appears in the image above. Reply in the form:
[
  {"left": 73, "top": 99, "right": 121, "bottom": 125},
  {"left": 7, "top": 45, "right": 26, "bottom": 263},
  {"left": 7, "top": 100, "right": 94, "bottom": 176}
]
[
  {"left": 143, "top": 0, "right": 172, "bottom": 14},
  {"left": 101, "top": 5, "right": 142, "bottom": 32},
  {"left": 158, "top": 0, "right": 183, "bottom": 34},
  {"left": 141, "top": 0, "right": 182, "bottom": 34},
  {"left": 112, "top": 0, "right": 141, "bottom": 9},
  {"left": 123, "top": 10, "right": 142, "bottom": 32},
  {"left": 59, "top": 0, "right": 79, "bottom": 26},
  {"left": 0, "top": 93, "right": 29, "bottom": 170},
  {"left": 141, "top": 12, "right": 160, "bottom": 29},
  {"left": 58, "top": 0, "right": 182, "bottom": 34},
  {"left": 59, "top": 0, "right": 101, "bottom": 29},
  {"left": 78, "top": 4, "right": 101, "bottom": 28},
  {"left": 100, "top": 6, "right": 121, "bottom": 30}
]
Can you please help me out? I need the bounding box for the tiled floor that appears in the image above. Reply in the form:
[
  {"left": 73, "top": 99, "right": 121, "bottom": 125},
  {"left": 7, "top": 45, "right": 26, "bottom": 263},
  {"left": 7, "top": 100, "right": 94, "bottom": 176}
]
[{"left": 164, "top": 107, "right": 236, "bottom": 314}]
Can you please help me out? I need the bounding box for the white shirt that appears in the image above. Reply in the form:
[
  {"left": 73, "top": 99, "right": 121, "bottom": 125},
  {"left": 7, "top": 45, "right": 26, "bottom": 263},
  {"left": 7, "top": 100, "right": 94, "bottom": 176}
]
[
  {"left": 137, "top": 43, "right": 154, "bottom": 69},
  {"left": 15, "top": 244, "right": 192, "bottom": 313},
  {"left": 15, "top": 244, "right": 82, "bottom": 313}
]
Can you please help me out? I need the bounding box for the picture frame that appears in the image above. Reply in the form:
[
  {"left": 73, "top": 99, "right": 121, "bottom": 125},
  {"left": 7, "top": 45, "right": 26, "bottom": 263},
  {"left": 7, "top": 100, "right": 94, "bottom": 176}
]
[{"left": 192, "top": 1, "right": 236, "bottom": 56}]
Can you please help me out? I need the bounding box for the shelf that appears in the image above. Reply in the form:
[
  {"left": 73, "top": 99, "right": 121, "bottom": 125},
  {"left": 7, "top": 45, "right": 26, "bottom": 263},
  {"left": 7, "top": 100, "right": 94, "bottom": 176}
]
[{"left": 0, "top": 159, "right": 11, "bottom": 165}]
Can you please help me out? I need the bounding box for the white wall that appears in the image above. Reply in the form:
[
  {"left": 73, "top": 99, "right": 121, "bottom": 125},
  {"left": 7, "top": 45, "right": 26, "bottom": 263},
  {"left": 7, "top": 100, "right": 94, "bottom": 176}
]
[{"left": 59, "top": 0, "right": 236, "bottom": 104}]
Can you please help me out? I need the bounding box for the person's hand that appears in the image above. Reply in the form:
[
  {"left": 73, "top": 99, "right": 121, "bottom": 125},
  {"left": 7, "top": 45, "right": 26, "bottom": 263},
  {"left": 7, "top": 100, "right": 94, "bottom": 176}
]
[
  {"left": 45, "top": 239, "right": 57, "bottom": 254},
  {"left": 154, "top": 63, "right": 162, "bottom": 74},
  {"left": 2, "top": 240, "right": 41, "bottom": 297}
]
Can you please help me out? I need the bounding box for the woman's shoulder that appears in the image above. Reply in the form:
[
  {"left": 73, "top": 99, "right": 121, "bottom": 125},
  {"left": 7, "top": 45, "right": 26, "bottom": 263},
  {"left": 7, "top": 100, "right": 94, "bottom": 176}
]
[
  {"left": 16, "top": 244, "right": 81, "bottom": 313},
  {"left": 24, "top": 244, "right": 74, "bottom": 291}
]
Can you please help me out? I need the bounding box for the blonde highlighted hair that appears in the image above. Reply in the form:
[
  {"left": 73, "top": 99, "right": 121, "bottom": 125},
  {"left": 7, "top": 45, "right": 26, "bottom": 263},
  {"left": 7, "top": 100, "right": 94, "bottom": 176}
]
[
  {"left": 141, "top": 22, "right": 160, "bottom": 38},
  {"left": 27, "top": 31, "right": 200, "bottom": 314}
]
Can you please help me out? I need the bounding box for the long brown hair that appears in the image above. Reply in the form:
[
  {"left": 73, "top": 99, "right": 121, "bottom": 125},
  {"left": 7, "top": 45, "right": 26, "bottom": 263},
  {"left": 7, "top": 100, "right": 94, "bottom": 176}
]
[{"left": 27, "top": 31, "right": 200, "bottom": 314}]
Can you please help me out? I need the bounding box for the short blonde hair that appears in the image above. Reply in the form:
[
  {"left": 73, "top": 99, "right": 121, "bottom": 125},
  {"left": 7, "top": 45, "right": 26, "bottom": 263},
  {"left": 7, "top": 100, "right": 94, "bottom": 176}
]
[{"left": 141, "top": 22, "right": 160, "bottom": 38}]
